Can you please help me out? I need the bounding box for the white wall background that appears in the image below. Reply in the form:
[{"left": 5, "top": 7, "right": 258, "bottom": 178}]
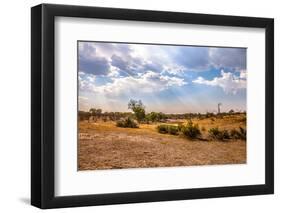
[{"left": 0, "top": 0, "right": 279, "bottom": 212}]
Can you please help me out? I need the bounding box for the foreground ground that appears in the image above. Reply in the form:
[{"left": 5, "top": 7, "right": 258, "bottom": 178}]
[{"left": 78, "top": 115, "right": 246, "bottom": 170}]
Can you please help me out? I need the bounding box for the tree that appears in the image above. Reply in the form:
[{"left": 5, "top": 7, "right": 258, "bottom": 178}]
[
  {"left": 157, "top": 112, "right": 166, "bottom": 121},
  {"left": 96, "top": 109, "right": 102, "bottom": 119},
  {"left": 78, "top": 111, "right": 91, "bottom": 121},
  {"left": 146, "top": 112, "right": 158, "bottom": 123},
  {"left": 89, "top": 108, "right": 102, "bottom": 121},
  {"left": 128, "top": 99, "right": 146, "bottom": 122},
  {"left": 89, "top": 108, "right": 96, "bottom": 116},
  {"left": 89, "top": 108, "right": 97, "bottom": 122},
  {"left": 229, "top": 109, "right": 235, "bottom": 114}
]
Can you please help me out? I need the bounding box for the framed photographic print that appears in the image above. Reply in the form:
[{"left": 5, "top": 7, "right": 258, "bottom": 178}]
[{"left": 31, "top": 3, "right": 274, "bottom": 209}]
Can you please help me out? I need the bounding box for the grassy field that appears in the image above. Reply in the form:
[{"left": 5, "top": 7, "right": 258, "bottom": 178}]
[{"left": 78, "top": 114, "right": 246, "bottom": 170}]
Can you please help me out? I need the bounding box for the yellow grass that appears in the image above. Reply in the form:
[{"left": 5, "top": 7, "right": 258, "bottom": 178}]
[{"left": 78, "top": 114, "right": 246, "bottom": 170}]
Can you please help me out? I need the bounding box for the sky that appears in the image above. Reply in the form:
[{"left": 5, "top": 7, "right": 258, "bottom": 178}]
[{"left": 78, "top": 41, "right": 247, "bottom": 113}]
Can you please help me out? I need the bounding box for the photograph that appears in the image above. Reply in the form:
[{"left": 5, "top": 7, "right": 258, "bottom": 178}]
[
  {"left": 30, "top": 3, "right": 274, "bottom": 209},
  {"left": 78, "top": 41, "right": 247, "bottom": 171}
]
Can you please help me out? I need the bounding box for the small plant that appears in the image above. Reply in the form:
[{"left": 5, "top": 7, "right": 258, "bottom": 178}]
[
  {"left": 239, "top": 127, "right": 247, "bottom": 140},
  {"left": 181, "top": 120, "right": 201, "bottom": 139},
  {"left": 168, "top": 125, "right": 179, "bottom": 135},
  {"left": 157, "top": 124, "right": 169, "bottom": 134},
  {"left": 116, "top": 117, "right": 139, "bottom": 128},
  {"left": 221, "top": 129, "right": 230, "bottom": 140},
  {"left": 178, "top": 123, "right": 184, "bottom": 131},
  {"left": 230, "top": 127, "right": 246, "bottom": 140},
  {"left": 208, "top": 127, "right": 220, "bottom": 139},
  {"left": 230, "top": 129, "right": 240, "bottom": 139},
  {"left": 208, "top": 127, "right": 230, "bottom": 141},
  {"left": 157, "top": 124, "right": 179, "bottom": 135},
  {"left": 201, "top": 126, "right": 206, "bottom": 132}
]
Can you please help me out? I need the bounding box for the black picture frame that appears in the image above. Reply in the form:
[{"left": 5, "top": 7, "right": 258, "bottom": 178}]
[{"left": 31, "top": 3, "right": 274, "bottom": 209}]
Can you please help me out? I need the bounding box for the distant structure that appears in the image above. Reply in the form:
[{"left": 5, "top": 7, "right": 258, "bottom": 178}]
[{"left": 217, "top": 103, "right": 222, "bottom": 114}]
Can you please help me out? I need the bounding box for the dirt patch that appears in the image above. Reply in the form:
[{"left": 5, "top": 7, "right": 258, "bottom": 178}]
[{"left": 78, "top": 117, "right": 246, "bottom": 170}]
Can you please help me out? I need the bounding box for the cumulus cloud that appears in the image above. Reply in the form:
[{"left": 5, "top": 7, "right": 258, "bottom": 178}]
[
  {"left": 78, "top": 42, "right": 247, "bottom": 112},
  {"left": 94, "top": 43, "right": 133, "bottom": 58},
  {"left": 79, "top": 71, "right": 96, "bottom": 92},
  {"left": 110, "top": 53, "right": 162, "bottom": 76},
  {"left": 162, "top": 64, "right": 187, "bottom": 76},
  {"left": 79, "top": 42, "right": 247, "bottom": 78},
  {"left": 78, "top": 41, "right": 247, "bottom": 96},
  {"left": 80, "top": 42, "right": 164, "bottom": 77},
  {"left": 173, "top": 46, "right": 246, "bottom": 72},
  {"left": 238, "top": 69, "right": 247, "bottom": 79},
  {"left": 81, "top": 71, "right": 186, "bottom": 97},
  {"left": 192, "top": 70, "right": 246, "bottom": 94}
]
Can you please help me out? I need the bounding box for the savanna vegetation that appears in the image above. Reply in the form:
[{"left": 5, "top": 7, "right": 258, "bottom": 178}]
[{"left": 78, "top": 99, "right": 246, "bottom": 170}]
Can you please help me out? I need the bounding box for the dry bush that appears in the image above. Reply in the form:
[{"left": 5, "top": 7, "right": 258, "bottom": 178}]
[
  {"left": 157, "top": 124, "right": 179, "bottom": 135},
  {"left": 116, "top": 117, "right": 139, "bottom": 128},
  {"left": 181, "top": 120, "right": 201, "bottom": 139},
  {"left": 208, "top": 127, "right": 230, "bottom": 141},
  {"left": 230, "top": 127, "right": 246, "bottom": 140}
]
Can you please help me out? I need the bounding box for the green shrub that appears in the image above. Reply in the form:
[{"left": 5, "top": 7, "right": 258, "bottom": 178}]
[
  {"left": 239, "top": 127, "right": 246, "bottom": 140},
  {"left": 116, "top": 117, "right": 139, "bottom": 128},
  {"left": 181, "top": 120, "right": 201, "bottom": 139},
  {"left": 221, "top": 129, "right": 230, "bottom": 140},
  {"left": 157, "top": 124, "right": 179, "bottom": 135},
  {"left": 157, "top": 124, "right": 169, "bottom": 134},
  {"left": 230, "top": 129, "right": 240, "bottom": 139},
  {"left": 230, "top": 127, "right": 246, "bottom": 140},
  {"left": 208, "top": 127, "right": 220, "bottom": 139},
  {"left": 208, "top": 127, "right": 230, "bottom": 141},
  {"left": 168, "top": 125, "right": 179, "bottom": 135},
  {"left": 178, "top": 123, "right": 184, "bottom": 131}
]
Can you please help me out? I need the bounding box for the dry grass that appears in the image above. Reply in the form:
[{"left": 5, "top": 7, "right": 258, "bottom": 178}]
[{"left": 78, "top": 114, "right": 246, "bottom": 170}]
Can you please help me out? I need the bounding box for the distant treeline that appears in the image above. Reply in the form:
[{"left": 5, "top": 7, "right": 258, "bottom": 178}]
[
  {"left": 79, "top": 110, "right": 134, "bottom": 122},
  {"left": 79, "top": 99, "right": 246, "bottom": 123},
  {"left": 79, "top": 107, "right": 246, "bottom": 122}
]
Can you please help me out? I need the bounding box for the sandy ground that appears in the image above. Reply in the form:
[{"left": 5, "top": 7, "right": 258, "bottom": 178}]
[{"left": 78, "top": 115, "right": 246, "bottom": 170}]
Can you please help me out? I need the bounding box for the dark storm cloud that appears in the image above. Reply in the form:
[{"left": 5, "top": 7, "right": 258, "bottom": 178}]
[
  {"left": 172, "top": 46, "right": 246, "bottom": 71},
  {"left": 143, "top": 61, "right": 163, "bottom": 72},
  {"left": 174, "top": 47, "right": 210, "bottom": 71},
  {"left": 79, "top": 42, "right": 246, "bottom": 79},
  {"left": 111, "top": 54, "right": 128, "bottom": 71},
  {"left": 110, "top": 53, "right": 163, "bottom": 76},
  {"left": 79, "top": 42, "right": 110, "bottom": 75},
  {"left": 209, "top": 48, "right": 246, "bottom": 70},
  {"left": 79, "top": 57, "right": 110, "bottom": 76}
]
